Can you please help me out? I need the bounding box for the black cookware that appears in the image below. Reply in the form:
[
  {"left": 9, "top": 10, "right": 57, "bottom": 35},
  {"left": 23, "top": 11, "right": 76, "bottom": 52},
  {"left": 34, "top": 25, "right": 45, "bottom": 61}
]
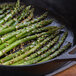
[{"left": 0, "top": 0, "right": 76, "bottom": 76}]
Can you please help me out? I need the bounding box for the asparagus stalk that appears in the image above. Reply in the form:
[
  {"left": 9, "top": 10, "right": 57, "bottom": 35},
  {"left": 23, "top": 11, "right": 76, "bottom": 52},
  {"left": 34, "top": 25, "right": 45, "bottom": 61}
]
[
  {"left": 9, "top": 6, "right": 32, "bottom": 26},
  {"left": 0, "top": 31, "right": 51, "bottom": 63},
  {"left": 21, "top": 8, "right": 34, "bottom": 22},
  {"left": 13, "top": 35, "right": 60, "bottom": 65},
  {"left": 0, "top": 12, "right": 48, "bottom": 35},
  {"left": 0, "top": 3, "right": 15, "bottom": 9},
  {"left": 0, "top": 11, "right": 45, "bottom": 44},
  {"left": 0, "top": 10, "right": 11, "bottom": 20},
  {"left": 0, "top": 6, "right": 31, "bottom": 30},
  {"left": 16, "top": 0, "right": 20, "bottom": 8},
  {"left": 0, "top": 10, "right": 35, "bottom": 44},
  {"left": 12, "top": 19, "right": 52, "bottom": 40},
  {"left": 0, "top": 1, "right": 24, "bottom": 25},
  {"left": 5, "top": 19, "right": 52, "bottom": 37},
  {"left": 0, "top": 3, "right": 15, "bottom": 14},
  {"left": 2, "top": 33, "right": 57, "bottom": 65},
  {"left": 39, "top": 42, "right": 71, "bottom": 63},
  {"left": 0, "top": 20, "right": 52, "bottom": 51},
  {"left": 17, "top": 32, "right": 68, "bottom": 65},
  {"left": 0, "top": 25, "right": 57, "bottom": 45},
  {"left": 0, "top": 30, "right": 54, "bottom": 58},
  {"left": 3, "top": 29, "right": 61, "bottom": 65},
  {"left": 0, "top": 6, "right": 10, "bottom": 14}
]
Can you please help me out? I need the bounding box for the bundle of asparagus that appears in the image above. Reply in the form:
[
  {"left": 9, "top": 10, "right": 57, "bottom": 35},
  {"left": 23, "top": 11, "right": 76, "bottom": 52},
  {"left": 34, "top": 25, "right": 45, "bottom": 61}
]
[{"left": 0, "top": 0, "right": 72, "bottom": 66}]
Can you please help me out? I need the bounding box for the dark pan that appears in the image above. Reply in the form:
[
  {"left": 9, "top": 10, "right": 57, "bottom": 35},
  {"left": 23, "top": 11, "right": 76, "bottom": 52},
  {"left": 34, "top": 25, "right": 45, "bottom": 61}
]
[{"left": 0, "top": 0, "right": 76, "bottom": 76}]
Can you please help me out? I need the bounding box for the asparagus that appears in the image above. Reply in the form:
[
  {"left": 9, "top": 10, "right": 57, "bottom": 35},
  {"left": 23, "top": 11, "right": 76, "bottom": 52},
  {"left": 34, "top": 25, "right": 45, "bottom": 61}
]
[
  {"left": 16, "top": 0, "right": 20, "bottom": 8},
  {"left": 3, "top": 29, "right": 61, "bottom": 65},
  {"left": 0, "top": 30, "right": 54, "bottom": 58},
  {"left": 20, "top": 8, "right": 34, "bottom": 22},
  {"left": 0, "top": 3, "right": 15, "bottom": 9},
  {"left": 0, "top": 9, "right": 35, "bottom": 42},
  {"left": 8, "top": 6, "right": 32, "bottom": 26},
  {"left": 15, "top": 6, "right": 32, "bottom": 24},
  {"left": 0, "top": 3, "right": 15, "bottom": 14},
  {"left": 0, "top": 25, "right": 57, "bottom": 45},
  {"left": 2, "top": 33, "right": 57, "bottom": 65},
  {"left": 0, "top": 6, "right": 31, "bottom": 30},
  {"left": 0, "top": 5, "right": 24, "bottom": 25},
  {"left": 0, "top": 6, "right": 10, "bottom": 14},
  {"left": 0, "top": 20, "right": 52, "bottom": 51},
  {"left": 0, "top": 12, "right": 34, "bottom": 44},
  {"left": 21, "top": 8, "right": 34, "bottom": 22},
  {"left": 0, "top": 31, "right": 51, "bottom": 63},
  {"left": 0, "top": 0, "right": 24, "bottom": 25},
  {"left": 0, "top": 10, "right": 35, "bottom": 44},
  {"left": 0, "top": 12, "right": 48, "bottom": 35},
  {"left": 0, "top": 3, "right": 16, "bottom": 20},
  {"left": 39, "top": 42, "right": 71, "bottom": 63},
  {"left": 0, "top": 10, "right": 11, "bottom": 20},
  {"left": 17, "top": 32, "right": 68, "bottom": 65},
  {"left": 13, "top": 35, "right": 60, "bottom": 65}
]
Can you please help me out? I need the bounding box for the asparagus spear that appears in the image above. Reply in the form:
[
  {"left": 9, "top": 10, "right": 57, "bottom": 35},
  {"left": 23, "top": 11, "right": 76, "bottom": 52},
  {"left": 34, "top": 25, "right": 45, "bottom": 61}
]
[
  {"left": 0, "top": 7, "right": 33, "bottom": 30},
  {"left": 17, "top": 32, "right": 68, "bottom": 65},
  {"left": 0, "top": 5, "right": 24, "bottom": 25},
  {"left": 0, "top": 31, "right": 51, "bottom": 63},
  {"left": 13, "top": 35, "right": 60, "bottom": 65},
  {"left": 2, "top": 33, "right": 57, "bottom": 65},
  {"left": 0, "top": 6, "right": 31, "bottom": 30},
  {"left": 0, "top": 12, "right": 48, "bottom": 35},
  {"left": 21, "top": 8, "right": 34, "bottom": 22},
  {"left": 0, "top": 30, "right": 54, "bottom": 58},
  {"left": 0, "top": 3, "right": 15, "bottom": 9},
  {"left": 0, "top": 0, "right": 24, "bottom": 25},
  {"left": 0, "top": 10, "right": 11, "bottom": 20},
  {"left": 0, "top": 3, "right": 15, "bottom": 14},
  {"left": 0, "top": 6, "right": 10, "bottom": 14},
  {"left": 0, "top": 11, "right": 35, "bottom": 44},
  {"left": 0, "top": 12, "right": 45, "bottom": 44},
  {"left": 15, "top": 6, "right": 32, "bottom": 24},
  {"left": 3, "top": 29, "right": 61, "bottom": 65},
  {"left": 39, "top": 42, "right": 71, "bottom": 63},
  {"left": 0, "top": 25, "right": 57, "bottom": 45},
  {"left": 16, "top": 0, "right": 20, "bottom": 8},
  {"left": 0, "top": 20, "right": 52, "bottom": 51},
  {"left": 8, "top": 6, "right": 32, "bottom": 26}
]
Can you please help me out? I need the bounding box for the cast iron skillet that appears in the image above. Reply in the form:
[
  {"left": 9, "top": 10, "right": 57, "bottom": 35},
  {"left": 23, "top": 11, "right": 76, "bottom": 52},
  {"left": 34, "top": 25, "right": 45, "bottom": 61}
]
[{"left": 0, "top": 0, "right": 76, "bottom": 76}]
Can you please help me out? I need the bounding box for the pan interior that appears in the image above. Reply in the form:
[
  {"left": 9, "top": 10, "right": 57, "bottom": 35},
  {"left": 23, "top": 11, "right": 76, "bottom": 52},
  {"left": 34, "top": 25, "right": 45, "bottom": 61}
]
[
  {"left": 0, "top": 1, "right": 75, "bottom": 76},
  {"left": 0, "top": 0, "right": 75, "bottom": 71}
]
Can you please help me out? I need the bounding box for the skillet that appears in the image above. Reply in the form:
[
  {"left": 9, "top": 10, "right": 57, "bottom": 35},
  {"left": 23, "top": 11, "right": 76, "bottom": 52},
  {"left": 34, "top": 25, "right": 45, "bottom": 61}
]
[{"left": 0, "top": 0, "right": 76, "bottom": 76}]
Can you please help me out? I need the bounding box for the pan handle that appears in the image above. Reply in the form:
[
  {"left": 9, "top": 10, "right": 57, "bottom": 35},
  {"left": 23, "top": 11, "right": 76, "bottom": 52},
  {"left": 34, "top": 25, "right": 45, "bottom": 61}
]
[{"left": 56, "top": 45, "right": 76, "bottom": 60}]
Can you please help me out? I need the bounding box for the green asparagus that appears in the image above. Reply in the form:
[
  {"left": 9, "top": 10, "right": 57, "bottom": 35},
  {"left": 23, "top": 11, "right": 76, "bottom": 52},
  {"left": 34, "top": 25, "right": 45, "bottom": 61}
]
[
  {"left": 0, "top": 10, "right": 11, "bottom": 20},
  {"left": 0, "top": 5, "right": 31, "bottom": 30},
  {"left": 0, "top": 31, "right": 51, "bottom": 63},
  {"left": 0, "top": 30, "right": 55, "bottom": 58},
  {"left": 0, "top": 26, "right": 57, "bottom": 45},
  {"left": 0, "top": 0, "right": 24, "bottom": 25},
  {"left": 2, "top": 33, "right": 57, "bottom": 65},
  {"left": 13, "top": 35, "right": 60, "bottom": 65},
  {"left": 0, "top": 10, "right": 35, "bottom": 44},
  {"left": 17, "top": 32, "right": 68, "bottom": 65},
  {"left": 39, "top": 42, "right": 71, "bottom": 63},
  {"left": 0, "top": 0, "right": 71, "bottom": 66},
  {"left": 9, "top": 6, "right": 32, "bottom": 26},
  {"left": 0, "top": 3, "right": 15, "bottom": 9},
  {"left": 0, "top": 20, "right": 52, "bottom": 51},
  {"left": 0, "top": 3, "right": 15, "bottom": 14},
  {"left": 0, "top": 12, "right": 48, "bottom": 35}
]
